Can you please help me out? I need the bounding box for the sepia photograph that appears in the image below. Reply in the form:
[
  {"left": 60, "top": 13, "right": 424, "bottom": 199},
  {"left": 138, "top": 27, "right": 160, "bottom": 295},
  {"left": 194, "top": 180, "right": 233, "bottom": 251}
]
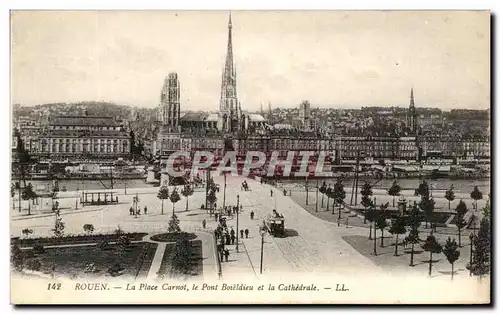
[{"left": 9, "top": 10, "right": 491, "bottom": 304}]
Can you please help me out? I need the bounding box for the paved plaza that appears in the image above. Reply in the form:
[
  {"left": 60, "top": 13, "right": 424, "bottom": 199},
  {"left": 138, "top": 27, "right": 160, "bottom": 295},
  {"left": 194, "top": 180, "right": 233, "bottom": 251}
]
[{"left": 11, "top": 173, "right": 480, "bottom": 280}]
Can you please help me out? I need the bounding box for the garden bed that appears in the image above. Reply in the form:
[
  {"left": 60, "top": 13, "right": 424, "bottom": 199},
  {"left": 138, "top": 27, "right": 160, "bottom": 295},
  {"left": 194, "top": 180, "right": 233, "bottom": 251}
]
[
  {"left": 150, "top": 232, "right": 197, "bottom": 243},
  {"left": 20, "top": 242, "right": 157, "bottom": 279},
  {"left": 157, "top": 240, "right": 203, "bottom": 279},
  {"left": 13, "top": 233, "right": 148, "bottom": 247}
]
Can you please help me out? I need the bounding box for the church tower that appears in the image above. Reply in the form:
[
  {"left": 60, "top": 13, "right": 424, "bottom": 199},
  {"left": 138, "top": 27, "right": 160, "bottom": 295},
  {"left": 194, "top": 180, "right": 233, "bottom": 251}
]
[
  {"left": 219, "top": 13, "right": 239, "bottom": 133},
  {"left": 407, "top": 88, "right": 417, "bottom": 133},
  {"left": 159, "top": 72, "right": 180, "bottom": 128}
]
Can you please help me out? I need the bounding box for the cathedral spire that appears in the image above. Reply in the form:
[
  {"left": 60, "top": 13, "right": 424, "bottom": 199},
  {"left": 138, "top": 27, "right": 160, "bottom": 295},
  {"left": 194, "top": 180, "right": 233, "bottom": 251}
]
[
  {"left": 224, "top": 12, "right": 235, "bottom": 82},
  {"left": 219, "top": 12, "right": 239, "bottom": 132}
]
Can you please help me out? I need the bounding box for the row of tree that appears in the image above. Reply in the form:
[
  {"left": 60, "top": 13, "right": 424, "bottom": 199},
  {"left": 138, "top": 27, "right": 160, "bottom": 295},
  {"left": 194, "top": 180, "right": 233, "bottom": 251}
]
[
  {"left": 315, "top": 178, "right": 489, "bottom": 278},
  {"left": 156, "top": 184, "right": 194, "bottom": 216}
]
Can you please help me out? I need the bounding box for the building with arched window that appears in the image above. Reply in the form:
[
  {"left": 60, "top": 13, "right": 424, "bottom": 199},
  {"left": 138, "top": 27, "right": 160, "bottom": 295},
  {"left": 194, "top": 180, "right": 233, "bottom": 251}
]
[{"left": 38, "top": 114, "right": 131, "bottom": 160}]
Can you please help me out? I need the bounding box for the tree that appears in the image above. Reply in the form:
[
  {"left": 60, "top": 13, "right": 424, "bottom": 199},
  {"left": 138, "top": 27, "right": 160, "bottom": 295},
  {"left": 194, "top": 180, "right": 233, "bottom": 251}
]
[
  {"left": 332, "top": 179, "right": 345, "bottom": 218},
  {"left": 15, "top": 130, "right": 31, "bottom": 189},
  {"left": 168, "top": 214, "right": 181, "bottom": 233},
  {"left": 419, "top": 195, "right": 435, "bottom": 229},
  {"left": 21, "top": 183, "right": 37, "bottom": 215},
  {"left": 169, "top": 188, "right": 181, "bottom": 216},
  {"left": 469, "top": 217, "right": 490, "bottom": 278},
  {"left": 406, "top": 201, "right": 422, "bottom": 266},
  {"left": 11, "top": 183, "right": 16, "bottom": 211},
  {"left": 414, "top": 180, "right": 430, "bottom": 198},
  {"left": 83, "top": 224, "right": 95, "bottom": 235},
  {"left": 22, "top": 228, "right": 33, "bottom": 238},
  {"left": 325, "top": 184, "right": 332, "bottom": 212},
  {"left": 443, "top": 237, "right": 460, "bottom": 280},
  {"left": 482, "top": 200, "right": 490, "bottom": 219},
  {"left": 168, "top": 238, "right": 193, "bottom": 278},
  {"left": 207, "top": 189, "right": 217, "bottom": 217},
  {"left": 470, "top": 186, "right": 483, "bottom": 210},
  {"left": 444, "top": 185, "right": 455, "bottom": 210},
  {"left": 387, "top": 180, "right": 401, "bottom": 208},
  {"left": 52, "top": 214, "right": 65, "bottom": 237},
  {"left": 421, "top": 232, "right": 442, "bottom": 277},
  {"left": 454, "top": 200, "right": 468, "bottom": 247},
  {"left": 319, "top": 181, "right": 327, "bottom": 208},
  {"left": 389, "top": 216, "right": 407, "bottom": 256},
  {"left": 157, "top": 186, "right": 169, "bottom": 215},
  {"left": 181, "top": 184, "right": 194, "bottom": 211},
  {"left": 365, "top": 206, "right": 377, "bottom": 240},
  {"left": 50, "top": 185, "right": 59, "bottom": 211},
  {"left": 11, "top": 244, "right": 24, "bottom": 271},
  {"left": 360, "top": 182, "right": 373, "bottom": 224},
  {"left": 375, "top": 203, "right": 389, "bottom": 247},
  {"left": 415, "top": 180, "right": 435, "bottom": 229}
]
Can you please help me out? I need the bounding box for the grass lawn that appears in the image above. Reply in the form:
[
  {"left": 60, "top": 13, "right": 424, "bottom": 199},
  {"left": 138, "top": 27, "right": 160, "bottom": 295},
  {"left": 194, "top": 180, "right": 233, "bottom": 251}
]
[
  {"left": 23, "top": 242, "right": 158, "bottom": 279},
  {"left": 343, "top": 234, "right": 472, "bottom": 278},
  {"left": 157, "top": 240, "right": 203, "bottom": 279}
]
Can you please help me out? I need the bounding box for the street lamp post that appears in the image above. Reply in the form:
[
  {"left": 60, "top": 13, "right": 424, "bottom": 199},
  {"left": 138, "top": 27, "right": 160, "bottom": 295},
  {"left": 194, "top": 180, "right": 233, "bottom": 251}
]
[
  {"left": 305, "top": 176, "right": 309, "bottom": 205},
  {"left": 260, "top": 229, "right": 266, "bottom": 274},
  {"left": 469, "top": 232, "right": 474, "bottom": 277},
  {"left": 236, "top": 194, "right": 240, "bottom": 253},
  {"left": 134, "top": 193, "right": 139, "bottom": 218},
  {"left": 315, "top": 179, "right": 319, "bottom": 213},
  {"left": 222, "top": 173, "right": 227, "bottom": 210}
]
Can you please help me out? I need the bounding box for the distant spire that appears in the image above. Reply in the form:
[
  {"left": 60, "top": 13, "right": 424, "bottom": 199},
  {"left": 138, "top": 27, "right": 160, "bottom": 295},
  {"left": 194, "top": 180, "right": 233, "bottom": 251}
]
[
  {"left": 410, "top": 87, "right": 415, "bottom": 108},
  {"left": 260, "top": 102, "right": 264, "bottom": 115}
]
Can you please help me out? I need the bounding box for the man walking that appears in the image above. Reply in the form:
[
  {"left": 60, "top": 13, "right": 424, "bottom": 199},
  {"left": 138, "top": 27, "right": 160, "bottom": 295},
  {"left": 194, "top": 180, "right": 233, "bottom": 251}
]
[
  {"left": 202, "top": 219, "right": 206, "bottom": 229},
  {"left": 244, "top": 228, "right": 249, "bottom": 239},
  {"left": 240, "top": 229, "right": 244, "bottom": 239}
]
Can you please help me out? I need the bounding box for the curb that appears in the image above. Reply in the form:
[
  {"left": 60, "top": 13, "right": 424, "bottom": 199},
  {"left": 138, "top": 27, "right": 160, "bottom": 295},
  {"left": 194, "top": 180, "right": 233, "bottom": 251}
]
[{"left": 11, "top": 207, "right": 104, "bottom": 221}]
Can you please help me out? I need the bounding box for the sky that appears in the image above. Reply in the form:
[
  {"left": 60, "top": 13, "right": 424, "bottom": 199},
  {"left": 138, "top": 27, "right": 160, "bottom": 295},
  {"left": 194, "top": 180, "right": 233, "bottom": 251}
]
[{"left": 10, "top": 11, "right": 490, "bottom": 111}]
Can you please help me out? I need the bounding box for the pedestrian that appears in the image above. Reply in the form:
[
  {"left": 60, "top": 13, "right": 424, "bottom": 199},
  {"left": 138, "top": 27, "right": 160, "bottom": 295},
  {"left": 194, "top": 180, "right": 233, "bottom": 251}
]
[
  {"left": 129, "top": 207, "right": 133, "bottom": 215},
  {"left": 224, "top": 249, "right": 230, "bottom": 262},
  {"left": 346, "top": 217, "right": 349, "bottom": 228},
  {"left": 215, "top": 213, "right": 218, "bottom": 221},
  {"left": 244, "top": 228, "right": 249, "bottom": 238},
  {"left": 137, "top": 208, "right": 141, "bottom": 215},
  {"left": 231, "top": 233, "right": 235, "bottom": 245},
  {"left": 144, "top": 206, "right": 147, "bottom": 215},
  {"left": 202, "top": 219, "right": 206, "bottom": 229},
  {"left": 240, "top": 205, "right": 242, "bottom": 212},
  {"left": 240, "top": 229, "right": 244, "bottom": 239},
  {"left": 250, "top": 211, "right": 254, "bottom": 220},
  {"left": 270, "top": 190, "right": 273, "bottom": 197},
  {"left": 230, "top": 227, "right": 235, "bottom": 238}
]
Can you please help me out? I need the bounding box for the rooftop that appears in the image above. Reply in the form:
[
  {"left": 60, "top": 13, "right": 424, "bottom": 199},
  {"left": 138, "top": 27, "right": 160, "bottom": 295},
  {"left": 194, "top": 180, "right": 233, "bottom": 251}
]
[{"left": 50, "top": 115, "right": 122, "bottom": 127}]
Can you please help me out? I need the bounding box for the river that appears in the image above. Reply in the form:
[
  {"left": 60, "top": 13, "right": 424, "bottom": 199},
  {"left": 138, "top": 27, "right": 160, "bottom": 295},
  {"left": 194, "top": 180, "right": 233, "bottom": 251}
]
[
  {"left": 19, "top": 179, "right": 153, "bottom": 193},
  {"left": 278, "top": 178, "right": 490, "bottom": 194},
  {"left": 19, "top": 177, "right": 490, "bottom": 195}
]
